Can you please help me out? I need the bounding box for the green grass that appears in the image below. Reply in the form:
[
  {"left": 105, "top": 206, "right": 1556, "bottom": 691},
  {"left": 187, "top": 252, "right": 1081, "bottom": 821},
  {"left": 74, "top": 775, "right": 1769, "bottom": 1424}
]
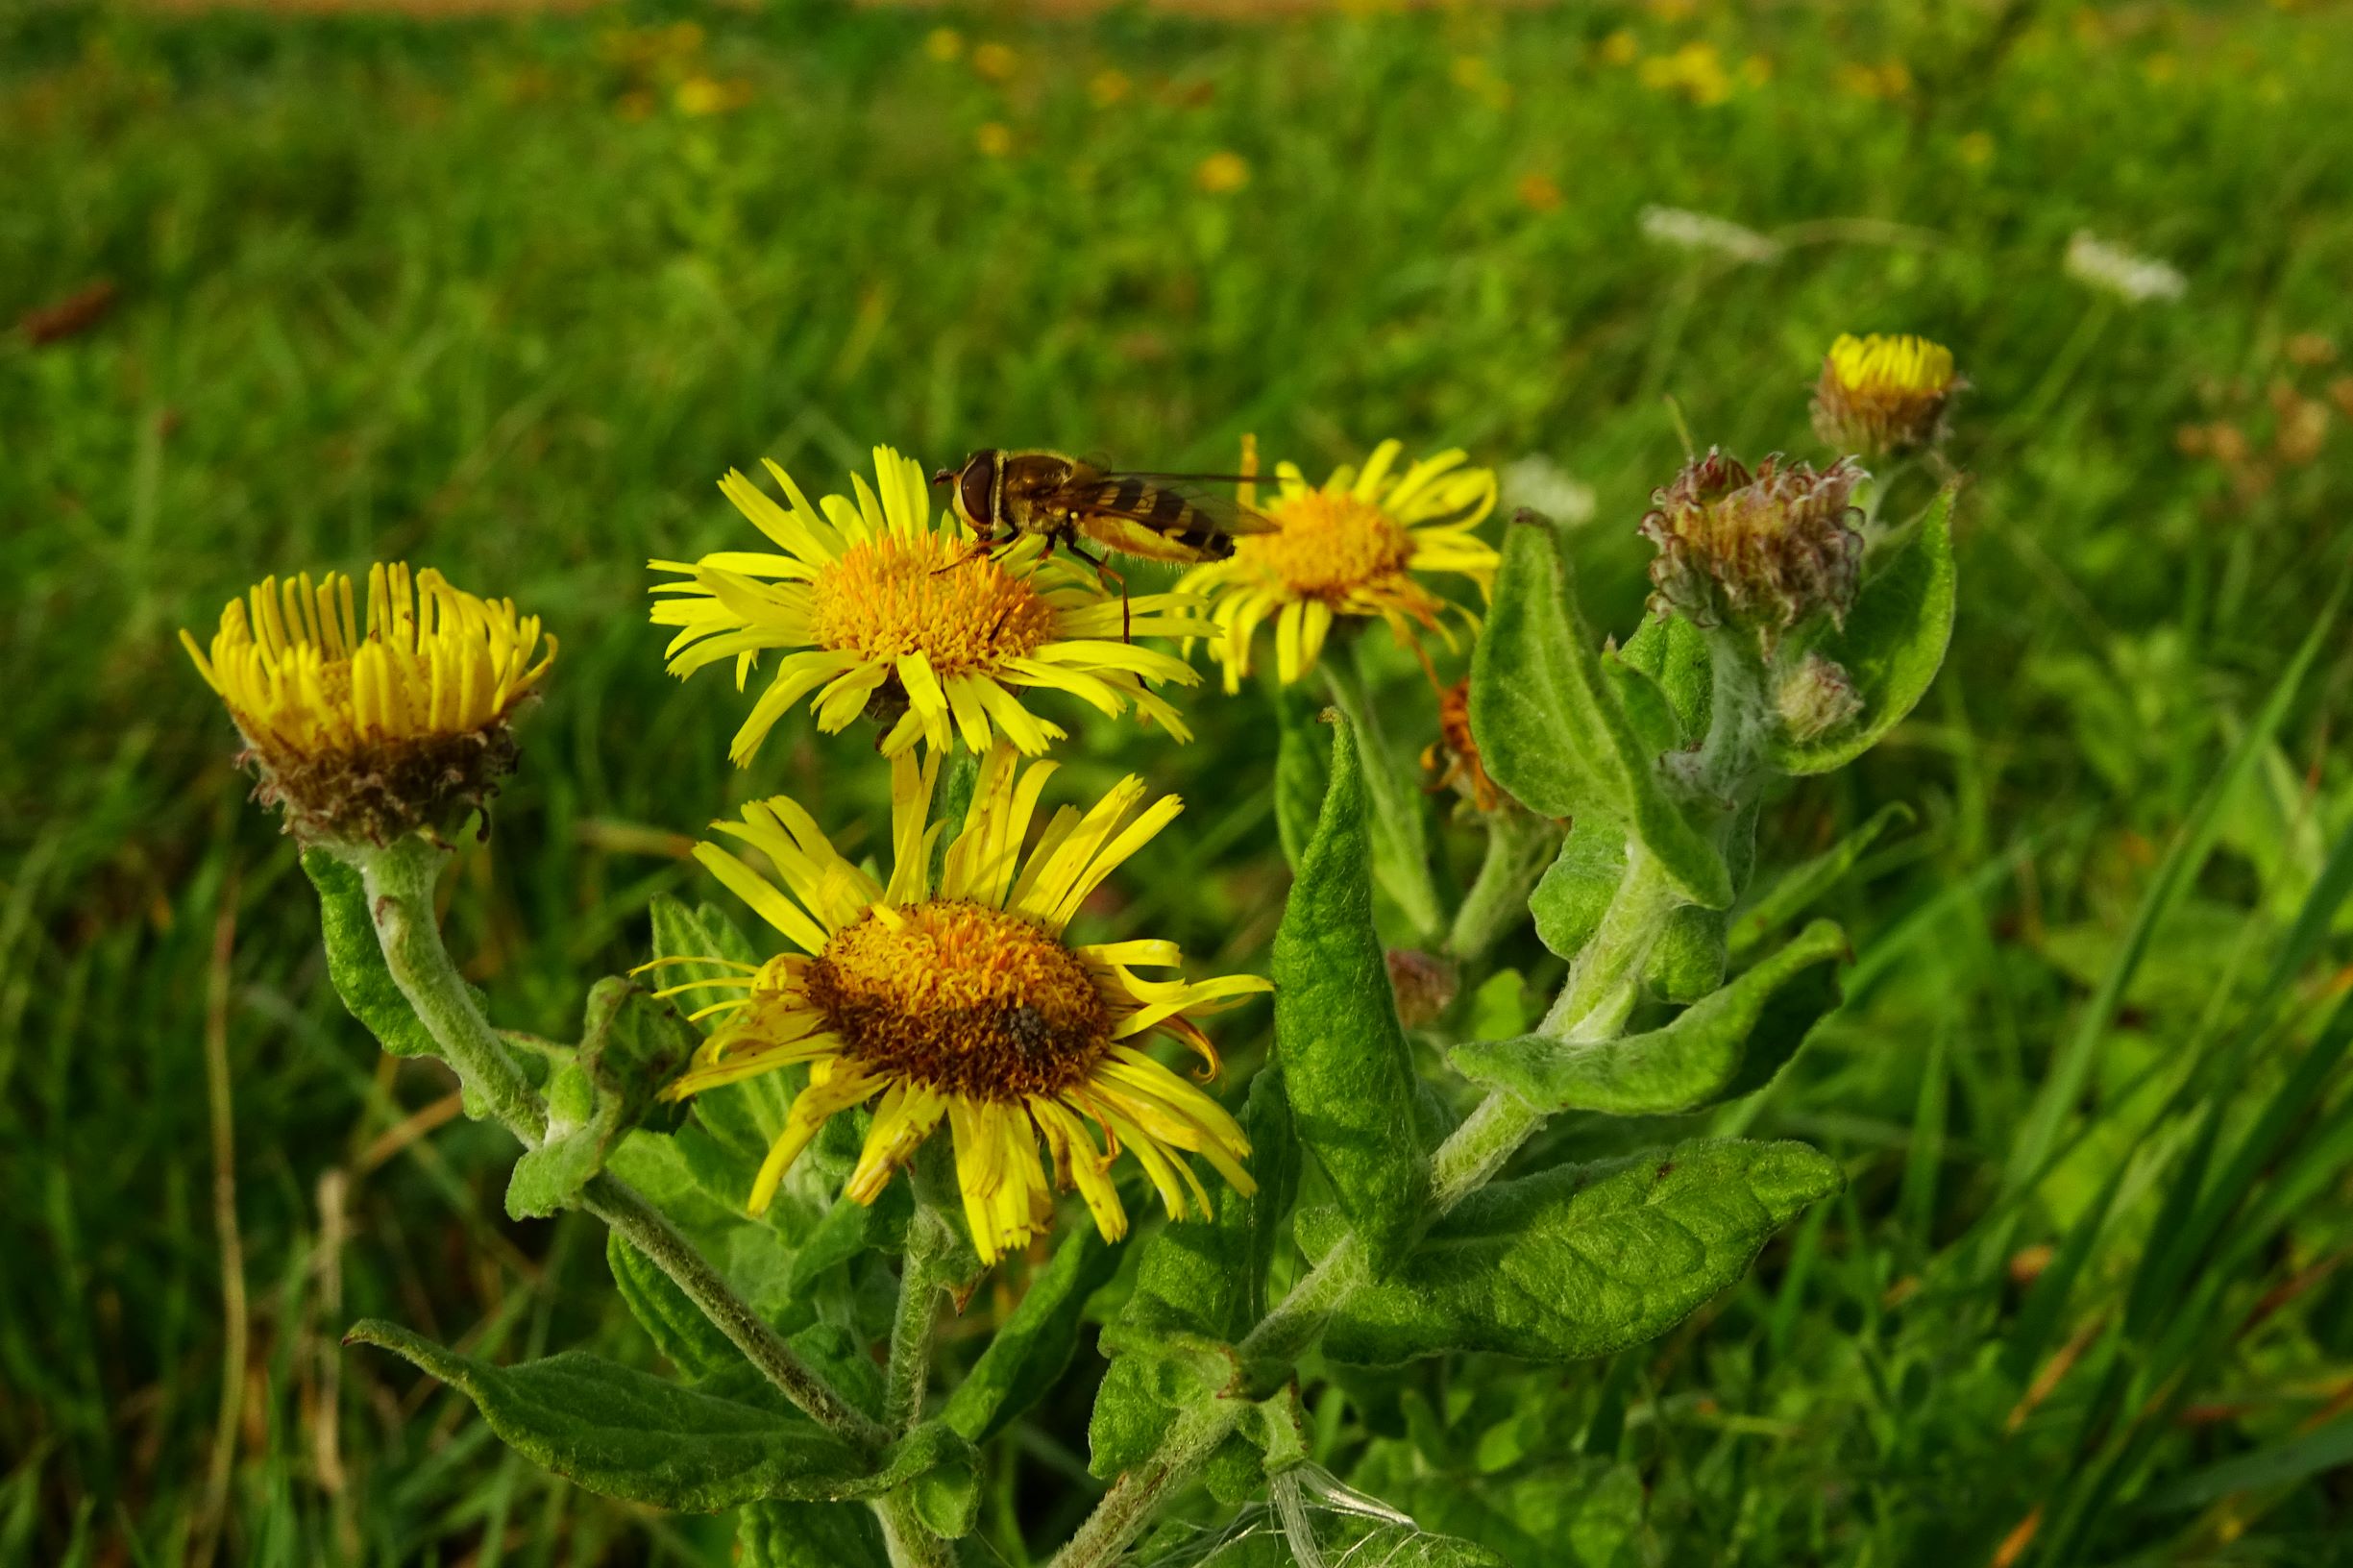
[{"left": 8, "top": 0, "right": 2353, "bottom": 1562}]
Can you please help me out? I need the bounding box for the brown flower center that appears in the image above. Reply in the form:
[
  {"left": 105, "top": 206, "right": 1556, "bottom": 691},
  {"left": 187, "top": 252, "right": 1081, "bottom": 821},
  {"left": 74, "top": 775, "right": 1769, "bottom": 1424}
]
[
  {"left": 805, "top": 901, "right": 1112, "bottom": 1101},
  {"left": 1236, "top": 490, "right": 1417, "bottom": 601},
  {"left": 808, "top": 535, "right": 1059, "bottom": 679}
]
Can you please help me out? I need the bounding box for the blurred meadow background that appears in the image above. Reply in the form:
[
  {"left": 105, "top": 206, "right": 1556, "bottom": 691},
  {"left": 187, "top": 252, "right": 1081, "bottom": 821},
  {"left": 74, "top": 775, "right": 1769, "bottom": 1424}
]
[{"left": 9, "top": 0, "right": 2353, "bottom": 1562}]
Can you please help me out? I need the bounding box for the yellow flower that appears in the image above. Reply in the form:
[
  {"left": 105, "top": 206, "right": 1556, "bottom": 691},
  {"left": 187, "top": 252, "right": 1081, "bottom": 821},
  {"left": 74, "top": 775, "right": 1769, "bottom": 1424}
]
[
  {"left": 971, "top": 41, "right": 1019, "bottom": 83},
  {"left": 1179, "top": 439, "right": 1499, "bottom": 691},
  {"left": 924, "top": 27, "right": 964, "bottom": 62},
  {"left": 181, "top": 564, "right": 555, "bottom": 842},
  {"left": 650, "top": 446, "right": 1213, "bottom": 762},
  {"left": 1194, "top": 150, "right": 1251, "bottom": 193},
  {"left": 653, "top": 745, "right": 1270, "bottom": 1262},
  {"left": 1810, "top": 332, "right": 1962, "bottom": 456},
  {"left": 976, "top": 121, "right": 1016, "bottom": 159}
]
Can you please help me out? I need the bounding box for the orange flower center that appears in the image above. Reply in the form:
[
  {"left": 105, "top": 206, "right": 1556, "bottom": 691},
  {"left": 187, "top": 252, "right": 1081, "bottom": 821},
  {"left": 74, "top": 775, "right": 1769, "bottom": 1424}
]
[
  {"left": 807, "top": 535, "right": 1058, "bottom": 679},
  {"left": 806, "top": 901, "right": 1112, "bottom": 1101},
  {"left": 1237, "top": 490, "right": 1417, "bottom": 601}
]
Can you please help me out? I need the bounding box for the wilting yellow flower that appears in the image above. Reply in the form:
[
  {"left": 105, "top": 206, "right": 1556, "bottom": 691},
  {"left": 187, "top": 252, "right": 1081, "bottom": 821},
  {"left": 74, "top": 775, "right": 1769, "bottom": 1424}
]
[
  {"left": 1810, "top": 332, "right": 1962, "bottom": 456},
  {"left": 181, "top": 564, "right": 555, "bottom": 842},
  {"left": 651, "top": 447, "right": 1212, "bottom": 762},
  {"left": 653, "top": 745, "right": 1269, "bottom": 1262},
  {"left": 1179, "top": 439, "right": 1498, "bottom": 691}
]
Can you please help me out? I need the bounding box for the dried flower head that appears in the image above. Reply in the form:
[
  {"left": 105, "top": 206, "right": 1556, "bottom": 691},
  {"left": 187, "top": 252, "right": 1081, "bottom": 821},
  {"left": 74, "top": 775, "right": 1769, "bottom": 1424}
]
[
  {"left": 1811, "top": 333, "right": 1962, "bottom": 457},
  {"left": 1775, "top": 650, "right": 1864, "bottom": 742},
  {"left": 1422, "top": 676, "right": 1501, "bottom": 812},
  {"left": 1639, "top": 450, "right": 1866, "bottom": 649},
  {"left": 651, "top": 745, "right": 1270, "bottom": 1263},
  {"left": 181, "top": 565, "right": 555, "bottom": 845}
]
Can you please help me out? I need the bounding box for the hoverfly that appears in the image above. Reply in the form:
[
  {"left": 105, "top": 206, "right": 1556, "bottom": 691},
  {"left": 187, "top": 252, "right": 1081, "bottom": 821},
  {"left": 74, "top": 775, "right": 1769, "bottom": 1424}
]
[{"left": 932, "top": 449, "right": 1275, "bottom": 636}]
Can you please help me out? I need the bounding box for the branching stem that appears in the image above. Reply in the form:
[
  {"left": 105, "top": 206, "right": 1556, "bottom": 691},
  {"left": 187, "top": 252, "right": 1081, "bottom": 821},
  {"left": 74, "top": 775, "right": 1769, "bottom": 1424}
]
[{"left": 349, "top": 836, "right": 888, "bottom": 1454}]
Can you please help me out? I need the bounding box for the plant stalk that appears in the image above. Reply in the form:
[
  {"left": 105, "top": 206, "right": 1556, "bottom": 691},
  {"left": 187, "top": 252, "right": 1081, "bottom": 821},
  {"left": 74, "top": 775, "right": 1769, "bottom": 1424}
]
[
  {"left": 1446, "top": 806, "right": 1561, "bottom": 963},
  {"left": 352, "top": 836, "right": 887, "bottom": 1453},
  {"left": 1320, "top": 658, "right": 1446, "bottom": 943}
]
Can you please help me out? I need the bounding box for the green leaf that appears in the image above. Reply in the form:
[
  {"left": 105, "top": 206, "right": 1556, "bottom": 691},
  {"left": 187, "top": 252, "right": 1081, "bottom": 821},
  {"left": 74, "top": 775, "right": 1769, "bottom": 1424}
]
[
  {"left": 1769, "top": 489, "right": 1957, "bottom": 774},
  {"left": 1470, "top": 517, "right": 1730, "bottom": 908},
  {"left": 942, "top": 1224, "right": 1120, "bottom": 1445},
  {"left": 508, "top": 977, "right": 698, "bottom": 1219},
  {"left": 1451, "top": 921, "right": 1849, "bottom": 1115},
  {"left": 650, "top": 894, "right": 757, "bottom": 1029},
  {"left": 786, "top": 1187, "right": 910, "bottom": 1299},
  {"left": 1295, "top": 1139, "right": 1842, "bottom": 1365},
  {"left": 1729, "top": 802, "right": 1914, "bottom": 956},
  {"left": 303, "top": 848, "right": 435, "bottom": 1059},
  {"left": 1272, "top": 723, "right": 1430, "bottom": 1274},
  {"left": 737, "top": 1501, "right": 888, "bottom": 1568},
  {"left": 1323, "top": 649, "right": 1442, "bottom": 938},
  {"left": 607, "top": 1232, "right": 742, "bottom": 1381},
  {"left": 346, "top": 1318, "right": 966, "bottom": 1510},
  {"left": 1529, "top": 821, "right": 1732, "bottom": 1003},
  {"left": 1617, "top": 611, "right": 1713, "bottom": 745},
  {"left": 1274, "top": 684, "right": 1331, "bottom": 871},
  {"left": 1088, "top": 1067, "right": 1300, "bottom": 1478}
]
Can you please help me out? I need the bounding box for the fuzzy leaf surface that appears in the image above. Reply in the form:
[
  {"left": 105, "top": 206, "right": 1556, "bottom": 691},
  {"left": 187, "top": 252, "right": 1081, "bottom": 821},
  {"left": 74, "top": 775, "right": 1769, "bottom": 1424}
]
[
  {"left": 1272, "top": 722, "right": 1429, "bottom": 1274},
  {"left": 1296, "top": 1139, "right": 1842, "bottom": 1365},
  {"left": 304, "top": 849, "right": 436, "bottom": 1059},
  {"left": 509, "top": 977, "right": 698, "bottom": 1218},
  {"left": 1088, "top": 1067, "right": 1300, "bottom": 1477},
  {"left": 346, "top": 1319, "right": 965, "bottom": 1510},
  {"left": 1470, "top": 518, "right": 1729, "bottom": 907},
  {"left": 1452, "top": 921, "right": 1849, "bottom": 1114},
  {"left": 1770, "top": 490, "right": 1957, "bottom": 774},
  {"left": 737, "top": 1501, "right": 889, "bottom": 1568},
  {"left": 943, "top": 1224, "right": 1120, "bottom": 1445}
]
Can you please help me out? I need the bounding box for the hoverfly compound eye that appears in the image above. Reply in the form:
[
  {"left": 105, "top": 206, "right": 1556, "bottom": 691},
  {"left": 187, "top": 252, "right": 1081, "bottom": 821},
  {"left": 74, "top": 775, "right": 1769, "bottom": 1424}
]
[{"left": 960, "top": 453, "right": 998, "bottom": 532}]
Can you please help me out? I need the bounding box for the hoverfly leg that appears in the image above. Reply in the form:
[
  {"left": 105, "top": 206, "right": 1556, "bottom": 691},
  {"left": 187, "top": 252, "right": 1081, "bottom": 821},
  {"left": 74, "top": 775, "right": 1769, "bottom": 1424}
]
[{"left": 1066, "top": 539, "right": 1131, "bottom": 643}]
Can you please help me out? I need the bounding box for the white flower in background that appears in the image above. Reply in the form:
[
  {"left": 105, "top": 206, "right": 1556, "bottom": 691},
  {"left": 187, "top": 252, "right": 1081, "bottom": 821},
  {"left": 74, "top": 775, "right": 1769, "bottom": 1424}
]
[
  {"left": 2064, "top": 231, "right": 2187, "bottom": 304},
  {"left": 1639, "top": 205, "right": 1783, "bottom": 264},
  {"left": 1500, "top": 454, "right": 1599, "bottom": 527}
]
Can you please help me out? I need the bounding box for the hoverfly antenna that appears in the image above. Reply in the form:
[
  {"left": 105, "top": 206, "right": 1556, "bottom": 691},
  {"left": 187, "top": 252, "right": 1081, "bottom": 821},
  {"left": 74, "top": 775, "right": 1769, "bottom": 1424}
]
[{"left": 930, "top": 468, "right": 956, "bottom": 487}]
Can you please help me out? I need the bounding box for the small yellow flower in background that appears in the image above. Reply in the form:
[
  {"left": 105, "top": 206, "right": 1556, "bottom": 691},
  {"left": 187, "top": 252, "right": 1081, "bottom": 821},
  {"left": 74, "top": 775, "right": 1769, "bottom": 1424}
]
[
  {"left": 182, "top": 564, "right": 555, "bottom": 843},
  {"left": 971, "top": 41, "right": 1019, "bottom": 83},
  {"left": 1957, "top": 130, "right": 1995, "bottom": 167},
  {"left": 976, "top": 121, "right": 1016, "bottom": 159},
  {"left": 1836, "top": 60, "right": 1913, "bottom": 101},
  {"left": 1600, "top": 29, "right": 1641, "bottom": 65},
  {"left": 1811, "top": 332, "right": 1963, "bottom": 457},
  {"left": 1179, "top": 439, "right": 1499, "bottom": 691},
  {"left": 653, "top": 745, "right": 1269, "bottom": 1262},
  {"left": 1640, "top": 40, "right": 1735, "bottom": 106},
  {"left": 1516, "top": 171, "right": 1565, "bottom": 213},
  {"left": 1088, "top": 67, "right": 1131, "bottom": 108},
  {"left": 1740, "top": 54, "right": 1773, "bottom": 87},
  {"left": 674, "top": 76, "right": 753, "bottom": 117},
  {"left": 1194, "top": 150, "right": 1251, "bottom": 194},
  {"left": 924, "top": 27, "right": 964, "bottom": 63},
  {"left": 1449, "top": 55, "right": 1512, "bottom": 109},
  {"left": 650, "top": 447, "right": 1213, "bottom": 762}
]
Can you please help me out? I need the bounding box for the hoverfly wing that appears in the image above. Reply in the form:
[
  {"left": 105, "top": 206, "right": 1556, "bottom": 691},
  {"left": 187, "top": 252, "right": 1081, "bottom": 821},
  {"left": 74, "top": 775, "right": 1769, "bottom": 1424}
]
[{"left": 1062, "top": 472, "right": 1278, "bottom": 535}]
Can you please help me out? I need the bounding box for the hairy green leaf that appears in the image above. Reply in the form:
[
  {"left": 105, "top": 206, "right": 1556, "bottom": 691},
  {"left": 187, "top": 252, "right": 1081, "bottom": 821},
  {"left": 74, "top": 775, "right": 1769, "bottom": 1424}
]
[
  {"left": 1273, "top": 723, "right": 1429, "bottom": 1273},
  {"left": 1274, "top": 685, "right": 1332, "bottom": 871},
  {"left": 737, "top": 1501, "right": 889, "bottom": 1568},
  {"left": 1297, "top": 1139, "right": 1842, "bottom": 1365},
  {"left": 303, "top": 848, "right": 435, "bottom": 1059},
  {"left": 508, "top": 977, "right": 698, "bottom": 1218},
  {"left": 943, "top": 1223, "right": 1119, "bottom": 1444},
  {"left": 1617, "top": 611, "right": 1713, "bottom": 745},
  {"left": 1529, "top": 817, "right": 1753, "bottom": 1003},
  {"left": 1088, "top": 1067, "right": 1300, "bottom": 1477},
  {"left": 346, "top": 1319, "right": 966, "bottom": 1510},
  {"left": 1470, "top": 517, "right": 1730, "bottom": 908},
  {"left": 607, "top": 1232, "right": 741, "bottom": 1381},
  {"left": 1452, "top": 921, "right": 1849, "bottom": 1114},
  {"left": 1770, "top": 489, "right": 1957, "bottom": 774}
]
